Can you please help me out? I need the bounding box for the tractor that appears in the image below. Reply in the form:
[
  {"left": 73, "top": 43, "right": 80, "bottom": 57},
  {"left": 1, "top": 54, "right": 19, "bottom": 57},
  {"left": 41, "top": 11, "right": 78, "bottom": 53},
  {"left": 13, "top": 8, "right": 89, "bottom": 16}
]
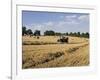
[{"left": 57, "top": 36, "right": 69, "bottom": 43}]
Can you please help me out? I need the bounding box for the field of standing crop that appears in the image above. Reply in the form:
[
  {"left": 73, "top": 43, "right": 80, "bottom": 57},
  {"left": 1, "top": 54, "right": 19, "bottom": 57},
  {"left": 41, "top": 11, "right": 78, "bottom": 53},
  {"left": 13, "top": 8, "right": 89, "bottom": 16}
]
[{"left": 22, "top": 36, "right": 89, "bottom": 69}]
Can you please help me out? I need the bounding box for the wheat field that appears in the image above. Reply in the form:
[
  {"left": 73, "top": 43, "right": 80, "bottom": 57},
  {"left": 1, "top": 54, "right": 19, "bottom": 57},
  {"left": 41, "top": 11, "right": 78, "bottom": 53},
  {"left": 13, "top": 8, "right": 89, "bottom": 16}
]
[{"left": 22, "top": 36, "right": 89, "bottom": 69}]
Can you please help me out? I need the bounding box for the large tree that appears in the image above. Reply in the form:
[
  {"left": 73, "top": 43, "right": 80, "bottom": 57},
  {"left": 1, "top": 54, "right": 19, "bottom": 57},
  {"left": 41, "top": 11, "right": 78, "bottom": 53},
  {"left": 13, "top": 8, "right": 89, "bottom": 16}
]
[
  {"left": 55, "top": 32, "right": 62, "bottom": 36},
  {"left": 22, "top": 26, "right": 27, "bottom": 36},
  {"left": 77, "top": 32, "right": 80, "bottom": 37},
  {"left": 81, "top": 32, "right": 89, "bottom": 38},
  {"left": 34, "top": 30, "right": 41, "bottom": 36},
  {"left": 44, "top": 30, "right": 55, "bottom": 36},
  {"left": 26, "top": 29, "right": 33, "bottom": 35}
]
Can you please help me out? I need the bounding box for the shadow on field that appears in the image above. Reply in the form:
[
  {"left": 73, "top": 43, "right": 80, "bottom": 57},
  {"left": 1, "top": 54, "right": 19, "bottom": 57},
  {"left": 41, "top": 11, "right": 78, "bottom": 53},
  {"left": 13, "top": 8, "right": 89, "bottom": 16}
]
[{"left": 22, "top": 52, "right": 64, "bottom": 69}]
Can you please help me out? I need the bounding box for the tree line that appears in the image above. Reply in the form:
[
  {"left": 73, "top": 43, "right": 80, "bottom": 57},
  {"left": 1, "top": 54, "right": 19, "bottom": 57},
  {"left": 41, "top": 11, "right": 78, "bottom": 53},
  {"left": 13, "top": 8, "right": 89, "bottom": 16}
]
[
  {"left": 44, "top": 31, "right": 89, "bottom": 38},
  {"left": 22, "top": 26, "right": 89, "bottom": 38},
  {"left": 22, "top": 26, "right": 40, "bottom": 36}
]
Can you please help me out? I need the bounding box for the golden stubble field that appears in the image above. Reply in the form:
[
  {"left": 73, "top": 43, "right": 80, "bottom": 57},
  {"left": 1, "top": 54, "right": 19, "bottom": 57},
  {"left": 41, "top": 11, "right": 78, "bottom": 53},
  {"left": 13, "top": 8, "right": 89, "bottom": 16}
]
[{"left": 22, "top": 36, "right": 89, "bottom": 69}]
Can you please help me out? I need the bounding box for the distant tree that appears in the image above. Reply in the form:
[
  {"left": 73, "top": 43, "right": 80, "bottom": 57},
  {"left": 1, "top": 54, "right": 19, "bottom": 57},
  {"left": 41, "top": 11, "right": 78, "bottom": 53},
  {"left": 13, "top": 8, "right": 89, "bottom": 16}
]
[
  {"left": 77, "top": 32, "right": 80, "bottom": 37},
  {"left": 22, "top": 26, "right": 27, "bottom": 36},
  {"left": 34, "top": 30, "right": 41, "bottom": 36},
  {"left": 55, "top": 32, "right": 61, "bottom": 36},
  {"left": 85, "top": 32, "right": 89, "bottom": 38},
  {"left": 81, "top": 33, "right": 85, "bottom": 37},
  {"left": 66, "top": 32, "right": 69, "bottom": 36},
  {"left": 62, "top": 33, "right": 66, "bottom": 35},
  {"left": 63, "top": 31, "right": 89, "bottom": 38},
  {"left": 81, "top": 32, "right": 89, "bottom": 38},
  {"left": 26, "top": 29, "right": 33, "bottom": 35},
  {"left": 44, "top": 30, "right": 55, "bottom": 36},
  {"left": 73, "top": 32, "right": 77, "bottom": 36},
  {"left": 69, "top": 32, "right": 73, "bottom": 36}
]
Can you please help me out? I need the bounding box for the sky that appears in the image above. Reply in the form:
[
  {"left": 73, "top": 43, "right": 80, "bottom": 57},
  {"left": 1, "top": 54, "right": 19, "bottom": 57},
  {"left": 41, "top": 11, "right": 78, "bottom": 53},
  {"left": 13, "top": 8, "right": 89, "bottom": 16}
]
[{"left": 22, "top": 11, "right": 89, "bottom": 35}]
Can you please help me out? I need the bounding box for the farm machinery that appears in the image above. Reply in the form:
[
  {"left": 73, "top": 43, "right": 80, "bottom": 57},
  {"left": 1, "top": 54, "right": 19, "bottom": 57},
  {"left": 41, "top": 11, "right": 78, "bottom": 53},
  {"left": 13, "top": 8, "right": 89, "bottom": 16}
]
[{"left": 57, "top": 36, "right": 69, "bottom": 43}]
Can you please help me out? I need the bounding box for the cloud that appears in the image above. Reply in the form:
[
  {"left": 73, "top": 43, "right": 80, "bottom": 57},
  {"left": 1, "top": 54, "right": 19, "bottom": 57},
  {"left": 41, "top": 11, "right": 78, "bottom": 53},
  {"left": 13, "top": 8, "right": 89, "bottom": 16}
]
[
  {"left": 43, "top": 22, "right": 54, "bottom": 26},
  {"left": 58, "top": 15, "right": 78, "bottom": 24},
  {"left": 64, "top": 15, "right": 77, "bottom": 21},
  {"left": 65, "top": 15, "right": 77, "bottom": 19},
  {"left": 60, "top": 15, "right": 64, "bottom": 19},
  {"left": 25, "top": 14, "right": 89, "bottom": 35},
  {"left": 60, "top": 15, "right": 77, "bottom": 20},
  {"left": 78, "top": 15, "right": 89, "bottom": 21}
]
